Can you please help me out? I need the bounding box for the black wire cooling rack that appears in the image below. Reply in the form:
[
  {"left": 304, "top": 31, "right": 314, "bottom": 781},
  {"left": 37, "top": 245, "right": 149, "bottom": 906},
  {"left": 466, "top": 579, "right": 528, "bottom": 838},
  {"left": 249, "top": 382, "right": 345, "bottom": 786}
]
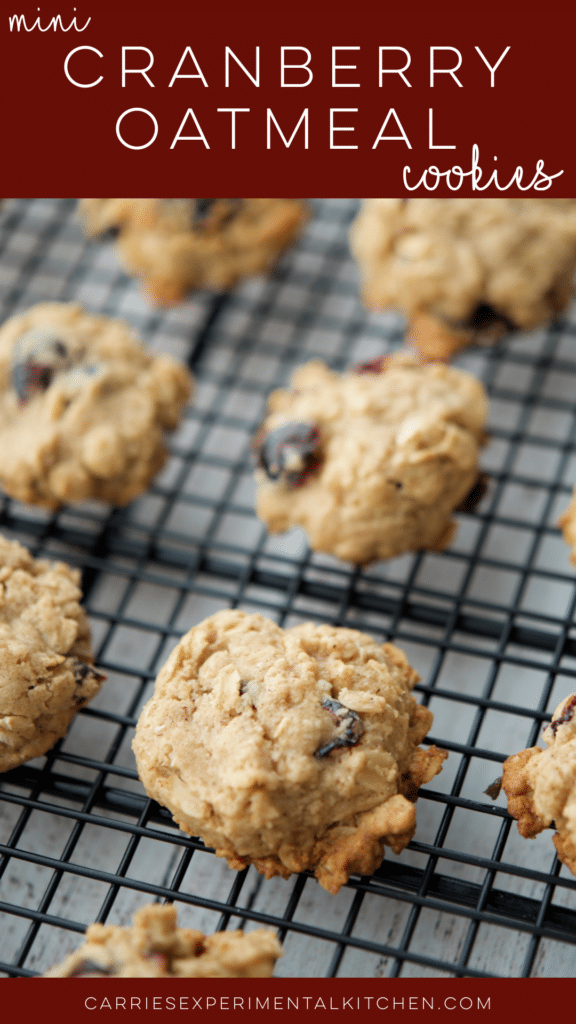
[{"left": 1, "top": 198, "right": 576, "bottom": 979}]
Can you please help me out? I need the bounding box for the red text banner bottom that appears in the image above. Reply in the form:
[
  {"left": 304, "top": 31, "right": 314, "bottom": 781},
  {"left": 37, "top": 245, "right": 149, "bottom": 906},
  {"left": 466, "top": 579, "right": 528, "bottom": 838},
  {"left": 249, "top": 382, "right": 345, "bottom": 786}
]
[{"left": 0, "top": 977, "right": 568, "bottom": 1020}]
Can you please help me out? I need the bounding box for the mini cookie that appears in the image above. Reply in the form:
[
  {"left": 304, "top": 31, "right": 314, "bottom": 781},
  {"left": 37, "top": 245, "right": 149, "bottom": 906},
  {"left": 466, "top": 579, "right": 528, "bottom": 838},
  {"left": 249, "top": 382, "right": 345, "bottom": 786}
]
[
  {"left": 79, "top": 199, "right": 308, "bottom": 303},
  {"left": 558, "top": 492, "right": 576, "bottom": 568},
  {"left": 44, "top": 903, "right": 281, "bottom": 977},
  {"left": 0, "top": 302, "right": 192, "bottom": 507},
  {"left": 0, "top": 534, "right": 103, "bottom": 773},
  {"left": 133, "top": 610, "right": 447, "bottom": 894},
  {"left": 253, "top": 351, "right": 488, "bottom": 564},
  {"left": 501, "top": 694, "right": 576, "bottom": 875},
  {"left": 350, "top": 199, "right": 576, "bottom": 360}
]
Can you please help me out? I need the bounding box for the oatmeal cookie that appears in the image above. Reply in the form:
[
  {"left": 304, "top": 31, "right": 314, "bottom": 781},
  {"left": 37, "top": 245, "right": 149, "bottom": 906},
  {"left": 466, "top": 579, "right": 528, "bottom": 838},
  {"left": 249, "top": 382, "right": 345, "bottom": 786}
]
[
  {"left": 79, "top": 199, "right": 308, "bottom": 303},
  {"left": 502, "top": 694, "right": 576, "bottom": 875},
  {"left": 0, "top": 302, "right": 192, "bottom": 507},
  {"left": 253, "top": 351, "right": 488, "bottom": 564},
  {"left": 133, "top": 610, "right": 447, "bottom": 894},
  {"left": 350, "top": 199, "right": 576, "bottom": 360},
  {"left": 0, "top": 534, "right": 103, "bottom": 773},
  {"left": 44, "top": 903, "right": 281, "bottom": 977}
]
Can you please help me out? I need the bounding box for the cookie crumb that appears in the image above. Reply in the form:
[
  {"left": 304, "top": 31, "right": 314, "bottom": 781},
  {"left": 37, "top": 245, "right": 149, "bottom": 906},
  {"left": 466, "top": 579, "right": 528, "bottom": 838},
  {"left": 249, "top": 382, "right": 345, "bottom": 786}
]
[
  {"left": 44, "top": 903, "right": 281, "bottom": 978},
  {"left": 484, "top": 776, "right": 503, "bottom": 801}
]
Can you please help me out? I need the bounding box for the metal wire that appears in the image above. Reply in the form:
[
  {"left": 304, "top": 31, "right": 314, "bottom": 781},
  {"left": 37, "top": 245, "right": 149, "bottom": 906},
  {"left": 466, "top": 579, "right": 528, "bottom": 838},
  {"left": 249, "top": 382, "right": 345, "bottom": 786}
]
[{"left": 1, "top": 198, "right": 576, "bottom": 979}]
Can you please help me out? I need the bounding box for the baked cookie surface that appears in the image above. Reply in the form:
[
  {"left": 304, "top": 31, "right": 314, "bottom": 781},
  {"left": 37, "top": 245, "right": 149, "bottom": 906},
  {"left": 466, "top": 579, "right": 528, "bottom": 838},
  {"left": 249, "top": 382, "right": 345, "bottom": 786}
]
[
  {"left": 253, "top": 351, "right": 488, "bottom": 564},
  {"left": 558, "top": 491, "right": 576, "bottom": 569},
  {"left": 44, "top": 903, "right": 281, "bottom": 977},
  {"left": 79, "top": 199, "right": 308, "bottom": 303},
  {"left": 0, "top": 534, "right": 103, "bottom": 773},
  {"left": 502, "top": 694, "right": 576, "bottom": 875},
  {"left": 0, "top": 302, "right": 192, "bottom": 507},
  {"left": 133, "top": 610, "right": 447, "bottom": 894},
  {"left": 350, "top": 199, "right": 576, "bottom": 359}
]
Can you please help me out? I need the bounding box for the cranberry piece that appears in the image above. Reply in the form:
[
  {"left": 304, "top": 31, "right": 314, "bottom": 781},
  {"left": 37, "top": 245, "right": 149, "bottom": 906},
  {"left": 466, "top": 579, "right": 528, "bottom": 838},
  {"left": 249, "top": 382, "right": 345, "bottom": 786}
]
[
  {"left": 191, "top": 199, "right": 242, "bottom": 229},
  {"left": 550, "top": 694, "right": 576, "bottom": 736},
  {"left": 194, "top": 199, "right": 217, "bottom": 224},
  {"left": 315, "top": 697, "right": 364, "bottom": 758},
  {"left": 352, "top": 354, "right": 389, "bottom": 375},
  {"left": 73, "top": 661, "right": 106, "bottom": 685},
  {"left": 12, "top": 361, "right": 53, "bottom": 404},
  {"left": 143, "top": 951, "right": 169, "bottom": 971},
  {"left": 462, "top": 303, "right": 517, "bottom": 334},
  {"left": 255, "top": 421, "right": 321, "bottom": 487},
  {"left": 11, "top": 328, "right": 70, "bottom": 406},
  {"left": 455, "top": 473, "right": 488, "bottom": 514}
]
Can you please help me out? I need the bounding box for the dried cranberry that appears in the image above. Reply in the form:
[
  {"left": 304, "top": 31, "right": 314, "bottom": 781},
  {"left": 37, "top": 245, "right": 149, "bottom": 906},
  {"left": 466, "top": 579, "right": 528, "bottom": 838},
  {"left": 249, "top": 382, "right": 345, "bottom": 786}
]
[
  {"left": 315, "top": 697, "right": 364, "bottom": 758},
  {"left": 192, "top": 199, "right": 242, "bottom": 229},
  {"left": 11, "top": 328, "right": 70, "bottom": 406},
  {"left": 455, "top": 474, "right": 488, "bottom": 514},
  {"left": 143, "top": 951, "right": 169, "bottom": 971},
  {"left": 12, "top": 361, "right": 53, "bottom": 403},
  {"left": 73, "top": 661, "right": 106, "bottom": 685},
  {"left": 352, "top": 354, "right": 389, "bottom": 375},
  {"left": 462, "top": 303, "right": 517, "bottom": 334},
  {"left": 550, "top": 694, "right": 576, "bottom": 736},
  {"left": 255, "top": 421, "right": 321, "bottom": 487},
  {"left": 194, "top": 199, "right": 217, "bottom": 224}
]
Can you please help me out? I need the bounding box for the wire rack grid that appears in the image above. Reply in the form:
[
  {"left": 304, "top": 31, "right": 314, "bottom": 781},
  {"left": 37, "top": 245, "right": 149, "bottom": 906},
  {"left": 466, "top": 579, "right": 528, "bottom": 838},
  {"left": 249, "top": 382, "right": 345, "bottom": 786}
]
[{"left": 0, "top": 197, "right": 576, "bottom": 979}]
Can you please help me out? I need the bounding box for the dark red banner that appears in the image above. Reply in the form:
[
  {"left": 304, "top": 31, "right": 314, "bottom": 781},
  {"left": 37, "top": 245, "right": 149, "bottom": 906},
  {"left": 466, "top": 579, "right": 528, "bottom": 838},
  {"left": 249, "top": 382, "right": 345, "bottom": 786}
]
[
  {"left": 0, "top": 0, "right": 574, "bottom": 196},
  {"left": 0, "top": 977, "right": 572, "bottom": 1019}
]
